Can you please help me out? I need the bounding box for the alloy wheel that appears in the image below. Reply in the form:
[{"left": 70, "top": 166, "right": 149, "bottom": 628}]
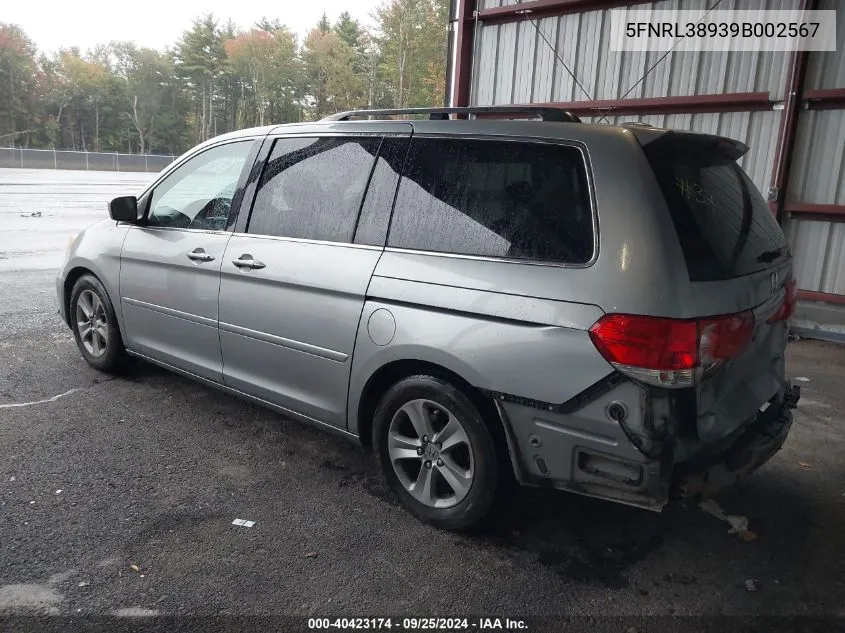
[
  {"left": 75, "top": 289, "right": 110, "bottom": 357},
  {"left": 387, "top": 398, "right": 475, "bottom": 509}
]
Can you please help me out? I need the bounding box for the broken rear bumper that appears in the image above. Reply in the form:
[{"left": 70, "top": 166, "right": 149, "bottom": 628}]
[{"left": 678, "top": 382, "right": 800, "bottom": 500}]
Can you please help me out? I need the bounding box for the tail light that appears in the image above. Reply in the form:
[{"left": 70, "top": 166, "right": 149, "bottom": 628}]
[
  {"left": 589, "top": 312, "right": 754, "bottom": 388},
  {"left": 768, "top": 280, "right": 797, "bottom": 322}
]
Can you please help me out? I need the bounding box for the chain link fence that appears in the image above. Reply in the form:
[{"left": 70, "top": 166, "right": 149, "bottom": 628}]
[{"left": 0, "top": 147, "right": 176, "bottom": 172}]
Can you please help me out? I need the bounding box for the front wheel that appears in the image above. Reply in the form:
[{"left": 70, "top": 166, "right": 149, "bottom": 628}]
[
  {"left": 373, "top": 375, "right": 500, "bottom": 531},
  {"left": 69, "top": 274, "right": 126, "bottom": 373}
]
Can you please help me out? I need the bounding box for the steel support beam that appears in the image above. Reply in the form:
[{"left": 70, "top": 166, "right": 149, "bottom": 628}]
[
  {"left": 451, "top": 0, "right": 476, "bottom": 107},
  {"left": 476, "top": 0, "right": 651, "bottom": 25},
  {"left": 797, "top": 290, "right": 845, "bottom": 306},
  {"left": 518, "top": 92, "right": 773, "bottom": 116},
  {"left": 803, "top": 88, "right": 845, "bottom": 110},
  {"left": 769, "top": 0, "right": 817, "bottom": 222},
  {"left": 785, "top": 203, "right": 845, "bottom": 223}
]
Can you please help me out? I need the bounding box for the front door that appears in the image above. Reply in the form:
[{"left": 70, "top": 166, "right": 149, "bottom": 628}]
[
  {"left": 218, "top": 125, "right": 411, "bottom": 427},
  {"left": 119, "top": 140, "right": 256, "bottom": 382}
]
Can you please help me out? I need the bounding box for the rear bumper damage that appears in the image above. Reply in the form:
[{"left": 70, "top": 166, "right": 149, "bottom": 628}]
[
  {"left": 677, "top": 382, "right": 800, "bottom": 500},
  {"left": 497, "top": 379, "right": 799, "bottom": 511}
]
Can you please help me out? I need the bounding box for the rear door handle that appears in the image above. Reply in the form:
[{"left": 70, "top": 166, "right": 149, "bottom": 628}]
[
  {"left": 187, "top": 248, "right": 215, "bottom": 263},
  {"left": 232, "top": 254, "right": 266, "bottom": 270}
]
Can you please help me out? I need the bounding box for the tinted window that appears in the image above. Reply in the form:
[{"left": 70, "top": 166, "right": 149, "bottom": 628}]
[
  {"left": 387, "top": 139, "right": 593, "bottom": 263},
  {"left": 355, "top": 137, "right": 409, "bottom": 246},
  {"left": 643, "top": 133, "right": 789, "bottom": 281},
  {"left": 148, "top": 141, "right": 252, "bottom": 230},
  {"left": 248, "top": 136, "right": 380, "bottom": 242}
]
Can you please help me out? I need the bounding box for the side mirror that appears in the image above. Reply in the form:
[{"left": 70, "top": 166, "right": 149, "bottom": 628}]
[{"left": 108, "top": 196, "right": 139, "bottom": 222}]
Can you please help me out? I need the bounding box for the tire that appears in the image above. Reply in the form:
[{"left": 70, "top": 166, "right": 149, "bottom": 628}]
[
  {"left": 373, "top": 375, "right": 500, "bottom": 531},
  {"left": 69, "top": 274, "right": 126, "bottom": 373}
]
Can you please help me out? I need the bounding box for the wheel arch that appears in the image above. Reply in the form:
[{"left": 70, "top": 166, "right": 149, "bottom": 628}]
[
  {"left": 355, "top": 358, "right": 507, "bottom": 455},
  {"left": 62, "top": 253, "right": 124, "bottom": 329},
  {"left": 63, "top": 266, "right": 99, "bottom": 326}
]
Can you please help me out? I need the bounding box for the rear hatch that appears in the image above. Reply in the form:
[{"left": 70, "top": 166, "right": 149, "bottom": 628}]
[{"left": 641, "top": 130, "right": 794, "bottom": 444}]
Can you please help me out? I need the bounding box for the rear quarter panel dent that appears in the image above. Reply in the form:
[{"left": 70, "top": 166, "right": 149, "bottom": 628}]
[{"left": 347, "top": 300, "right": 615, "bottom": 435}]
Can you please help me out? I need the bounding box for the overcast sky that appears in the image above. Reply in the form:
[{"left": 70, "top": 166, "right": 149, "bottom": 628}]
[{"left": 5, "top": 0, "right": 381, "bottom": 54}]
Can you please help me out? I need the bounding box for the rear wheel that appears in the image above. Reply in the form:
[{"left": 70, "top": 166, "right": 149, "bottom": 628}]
[
  {"left": 69, "top": 274, "right": 126, "bottom": 373},
  {"left": 373, "top": 375, "right": 499, "bottom": 531}
]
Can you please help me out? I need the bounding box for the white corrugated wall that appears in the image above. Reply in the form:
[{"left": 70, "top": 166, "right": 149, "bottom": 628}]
[
  {"left": 471, "top": 0, "right": 800, "bottom": 196},
  {"left": 473, "top": 0, "right": 798, "bottom": 105},
  {"left": 784, "top": 0, "right": 845, "bottom": 309}
]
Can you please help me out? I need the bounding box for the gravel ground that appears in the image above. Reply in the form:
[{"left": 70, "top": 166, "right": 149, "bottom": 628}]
[{"left": 1, "top": 170, "right": 844, "bottom": 626}]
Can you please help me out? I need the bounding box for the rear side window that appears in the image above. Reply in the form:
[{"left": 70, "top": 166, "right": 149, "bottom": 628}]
[
  {"left": 248, "top": 136, "right": 380, "bottom": 242},
  {"left": 387, "top": 138, "right": 594, "bottom": 264},
  {"left": 643, "top": 133, "right": 789, "bottom": 282},
  {"left": 355, "top": 137, "right": 409, "bottom": 246}
]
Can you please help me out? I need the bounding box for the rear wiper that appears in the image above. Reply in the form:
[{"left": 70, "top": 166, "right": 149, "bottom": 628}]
[{"left": 757, "top": 247, "right": 784, "bottom": 263}]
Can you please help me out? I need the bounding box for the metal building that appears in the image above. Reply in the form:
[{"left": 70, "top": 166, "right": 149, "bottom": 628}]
[{"left": 445, "top": 0, "right": 845, "bottom": 341}]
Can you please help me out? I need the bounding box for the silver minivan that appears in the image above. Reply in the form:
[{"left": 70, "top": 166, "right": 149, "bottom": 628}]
[{"left": 57, "top": 107, "right": 800, "bottom": 530}]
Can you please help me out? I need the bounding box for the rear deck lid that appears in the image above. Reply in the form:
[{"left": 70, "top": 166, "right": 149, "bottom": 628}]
[
  {"left": 639, "top": 130, "right": 789, "bottom": 282},
  {"left": 640, "top": 130, "right": 793, "bottom": 442}
]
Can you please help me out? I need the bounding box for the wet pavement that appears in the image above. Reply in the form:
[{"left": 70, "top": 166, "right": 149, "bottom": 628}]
[
  {"left": 1, "top": 168, "right": 845, "bottom": 620},
  {"left": 0, "top": 169, "right": 153, "bottom": 273}
]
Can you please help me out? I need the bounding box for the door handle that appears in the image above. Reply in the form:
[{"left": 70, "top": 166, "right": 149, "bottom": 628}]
[
  {"left": 187, "top": 248, "right": 215, "bottom": 263},
  {"left": 232, "top": 254, "right": 266, "bottom": 270}
]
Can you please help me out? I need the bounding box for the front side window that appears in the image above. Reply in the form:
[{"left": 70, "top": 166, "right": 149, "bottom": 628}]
[
  {"left": 248, "top": 136, "right": 381, "bottom": 243},
  {"left": 148, "top": 141, "right": 253, "bottom": 231},
  {"left": 387, "top": 138, "right": 594, "bottom": 264}
]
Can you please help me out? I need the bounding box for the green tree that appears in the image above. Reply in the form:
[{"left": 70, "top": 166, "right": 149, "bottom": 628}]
[
  {"left": 38, "top": 51, "right": 74, "bottom": 148},
  {"left": 95, "top": 42, "right": 189, "bottom": 153},
  {"left": 374, "top": 0, "right": 448, "bottom": 108},
  {"left": 226, "top": 27, "right": 300, "bottom": 126},
  {"left": 218, "top": 19, "right": 238, "bottom": 135},
  {"left": 421, "top": 0, "right": 449, "bottom": 105},
  {"left": 0, "top": 8, "right": 450, "bottom": 154},
  {"left": 255, "top": 18, "right": 286, "bottom": 32},
  {"left": 334, "top": 12, "right": 365, "bottom": 57},
  {"left": 124, "top": 48, "right": 180, "bottom": 153},
  {"left": 54, "top": 52, "right": 118, "bottom": 151},
  {"left": 0, "top": 24, "right": 41, "bottom": 147},
  {"left": 174, "top": 15, "right": 228, "bottom": 143},
  {"left": 317, "top": 13, "right": 331, "bottom": 34},
  {"left": 302, "top": 27, "right": 365, "bottom": 119}
]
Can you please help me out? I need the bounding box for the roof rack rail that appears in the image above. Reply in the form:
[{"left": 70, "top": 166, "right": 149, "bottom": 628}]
[{"left": 321, "top": 106, "right": 581, "bottom": 123}]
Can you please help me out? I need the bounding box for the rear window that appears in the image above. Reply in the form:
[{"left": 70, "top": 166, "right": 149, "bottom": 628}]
[
  {"left": 387, "top": 138, "right": 594, "bottom": 264},
  {"left": 643, "top": 133, "right": 789, "bottom": 282}
]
